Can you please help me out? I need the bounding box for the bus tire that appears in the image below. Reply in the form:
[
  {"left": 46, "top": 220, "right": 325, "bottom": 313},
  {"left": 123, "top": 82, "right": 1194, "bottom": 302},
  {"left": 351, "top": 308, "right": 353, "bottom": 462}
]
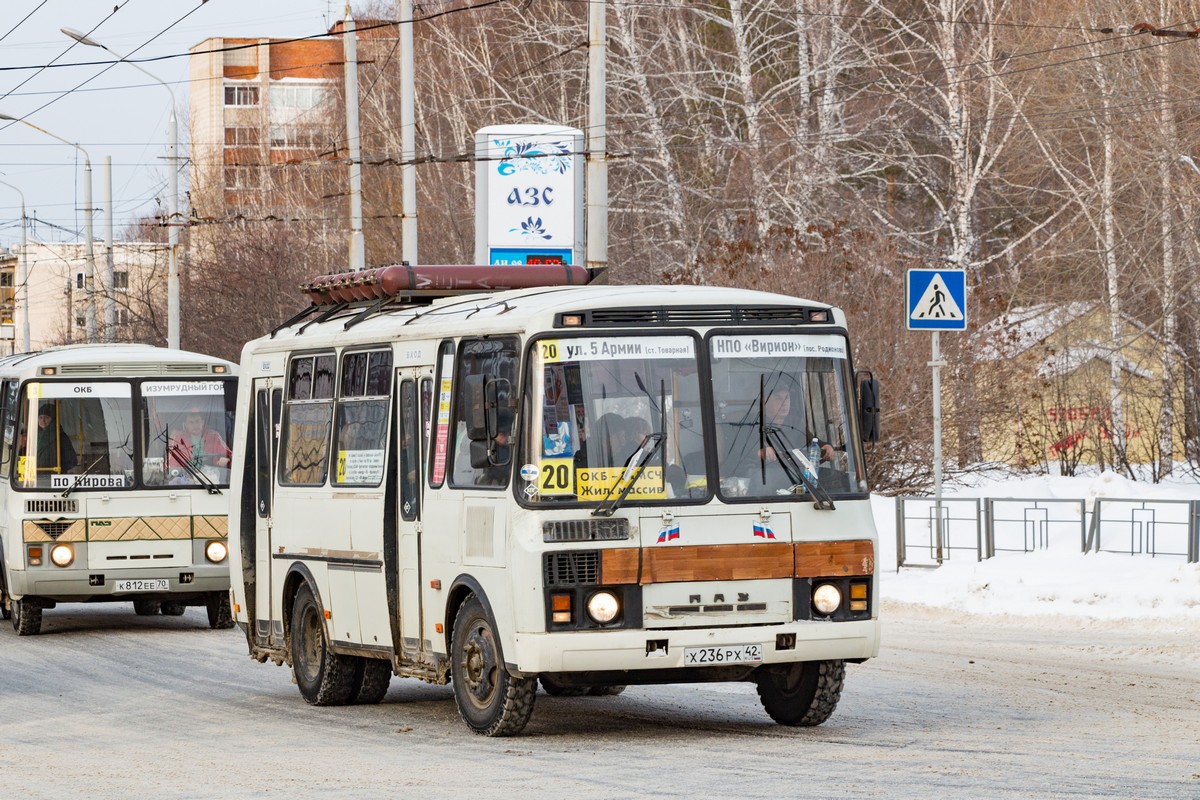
[
  {"left": 290, "top": 583, "right": 356, "bottom": 706},
  {"left": 205, "top": 592, "right": 235, "bottom": 629},
  {"left": 160, "top": 601, "right": 187, "bottom": 616},
  {"left": 12, "top": 597, "right": 42, "bottom": 636},
  {"left": 754, "top": 659, "right": 845, "bottom": 727},
  {"left": 351, "top": 657, "right": 392, "bottom": 704},
  {"left": 539, "top": 675, "right": 586, "bottom": 697},
  {"left": 587, "top": 685, "right": 626, "bottom": 696},
  {"left": 451, "top": 594, "right": 535, "bottom": 736},
  {"left": 133, "top": 599, "right": 160, "bottom": 616}
]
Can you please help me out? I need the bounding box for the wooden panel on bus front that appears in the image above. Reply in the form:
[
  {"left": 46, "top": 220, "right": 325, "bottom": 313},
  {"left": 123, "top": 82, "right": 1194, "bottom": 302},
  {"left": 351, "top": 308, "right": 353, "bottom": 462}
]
[{"left": 602, "top": 539, "right": 874, "bottom": 584}]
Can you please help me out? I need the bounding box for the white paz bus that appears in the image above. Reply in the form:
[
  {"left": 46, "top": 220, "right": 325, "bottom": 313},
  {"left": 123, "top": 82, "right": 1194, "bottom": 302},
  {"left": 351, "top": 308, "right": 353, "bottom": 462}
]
[
  {"left": 0, "top": 344, "right": 238, "bottom": 635},
  {"left": 229, "top": 265, "right": 882, "bottom": 735}
]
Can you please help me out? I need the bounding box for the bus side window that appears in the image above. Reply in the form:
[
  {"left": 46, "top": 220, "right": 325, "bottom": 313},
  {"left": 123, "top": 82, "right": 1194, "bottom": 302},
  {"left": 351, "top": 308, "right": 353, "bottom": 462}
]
[
  {"left": 449, "top": 338, "right": 519, "bottom": 489},
  {"left": 254, "top": 390, "right": 273, "bottom": 517},
  {"left": 399, "top": 380, "right": 420, "bottom": 520},
  {"left": 280, "top": 353, "right": 336, "bottom": 486},
  {"left": 0, "top": 380, "right": 14, "bottom": 471}
]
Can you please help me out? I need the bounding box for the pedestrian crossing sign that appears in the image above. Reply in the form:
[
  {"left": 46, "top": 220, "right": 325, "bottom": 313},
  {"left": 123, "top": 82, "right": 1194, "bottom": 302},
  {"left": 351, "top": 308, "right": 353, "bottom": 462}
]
[{"left": 907, "top": 269, "right": 967, "bottom": 330}]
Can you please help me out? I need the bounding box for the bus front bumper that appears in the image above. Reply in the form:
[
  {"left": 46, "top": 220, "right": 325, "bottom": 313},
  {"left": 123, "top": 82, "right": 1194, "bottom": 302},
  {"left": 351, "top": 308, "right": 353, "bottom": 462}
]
[
  {"left": 6, "top": 563, "right": 229, "bottom": 604},
  {"left": 510, "top": 617, "right": 880, "bottom": 675}
]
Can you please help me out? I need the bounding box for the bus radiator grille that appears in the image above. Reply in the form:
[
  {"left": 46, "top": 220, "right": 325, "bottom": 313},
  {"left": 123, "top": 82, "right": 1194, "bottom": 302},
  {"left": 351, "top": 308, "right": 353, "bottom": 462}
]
[{"left": 543, "top": 551, "right": 600, "bottom": 587}]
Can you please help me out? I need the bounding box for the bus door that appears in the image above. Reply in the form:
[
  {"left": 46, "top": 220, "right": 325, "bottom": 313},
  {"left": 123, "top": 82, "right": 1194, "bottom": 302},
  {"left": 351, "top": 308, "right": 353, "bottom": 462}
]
[
  {"left": 252, "top": 379, "right": 283, "bottom": 647},
  {"left": 395, "top": 370, "right": 433, "bottom": 660}
]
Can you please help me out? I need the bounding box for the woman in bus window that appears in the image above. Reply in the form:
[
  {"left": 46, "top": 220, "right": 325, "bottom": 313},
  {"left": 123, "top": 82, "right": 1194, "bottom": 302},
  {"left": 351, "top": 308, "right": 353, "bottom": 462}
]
[{"left": 168, "top": 407, "right": 231, "bottom": 471}]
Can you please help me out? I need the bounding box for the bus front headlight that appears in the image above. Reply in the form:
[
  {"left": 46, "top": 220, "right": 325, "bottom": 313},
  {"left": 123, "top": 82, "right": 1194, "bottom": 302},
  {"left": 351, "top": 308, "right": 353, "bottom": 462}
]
[
  {"left": 586, "top": 591, "right": 620, "bottom": 624},
  {"left": 812, "top": 583, "right": 842, "bottom": 616},
  {"left": 50, "top": 544, "right": 74, "bottom": 568},
  {"left": 205, "top": 540, "right": 228, "bottom": 564}
]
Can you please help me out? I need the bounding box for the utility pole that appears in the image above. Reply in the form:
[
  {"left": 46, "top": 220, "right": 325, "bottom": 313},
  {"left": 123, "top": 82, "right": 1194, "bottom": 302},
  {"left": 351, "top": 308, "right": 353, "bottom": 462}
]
[
  {"left": 104, "top": 156, "right": 115, "bottom": 341},
  {"left": 344, "top": 6, "right": 366, "bottom": 271},
  {"left": 586, "top": 0, "right": 608, "bottom": 274},
  {"left": 399, "top": 0, "right": 418, "bottom": 264}
]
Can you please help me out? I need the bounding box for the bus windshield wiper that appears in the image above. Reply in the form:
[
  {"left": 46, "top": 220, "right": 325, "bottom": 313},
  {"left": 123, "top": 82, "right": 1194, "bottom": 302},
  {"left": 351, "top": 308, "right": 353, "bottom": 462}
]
[
  {"left": 167, "top": 441, "right": 223, "bottom": 495},
  {"left": 591, "top": 432, "right": 666, "bottom": 517},
  {"left": 592, "top": 380, "right": 670, "bottom": 517},
  {"left": 762, "top": 424, "right": 835, "bottom": 511},
  {"left": 59, "top": 455, "right": 109, "bottom": 498}
]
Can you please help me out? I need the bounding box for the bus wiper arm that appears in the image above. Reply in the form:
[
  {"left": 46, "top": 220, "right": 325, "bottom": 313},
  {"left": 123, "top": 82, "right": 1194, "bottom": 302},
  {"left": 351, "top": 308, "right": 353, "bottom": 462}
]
[
  {"left": 60, "top": 455, "right": 109, "bottom": 498},
  {"left": 168, "top": 441, "right": 223, "bottom": 495},
  {"left": 762, "top": 424, "right": 835, "bottom": 511},
  {"left": 591, "top": 432, "right": 666, "bottom": 518}
]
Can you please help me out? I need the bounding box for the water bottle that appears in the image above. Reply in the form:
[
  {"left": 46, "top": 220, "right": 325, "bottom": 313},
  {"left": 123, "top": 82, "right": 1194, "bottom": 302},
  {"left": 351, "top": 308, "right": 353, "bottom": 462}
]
[{"left": 806, "top": 438, "right": 821, "bottom": 483}]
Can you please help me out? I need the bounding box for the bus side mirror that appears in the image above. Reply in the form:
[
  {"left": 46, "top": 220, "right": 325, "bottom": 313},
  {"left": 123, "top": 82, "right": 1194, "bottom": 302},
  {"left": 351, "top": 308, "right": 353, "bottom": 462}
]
[
  {"left": 465, "top": 375, "right": 497, "bottom": 441},
  {"left": 857, "top": 370, "right": 880, "bottom": 443}
]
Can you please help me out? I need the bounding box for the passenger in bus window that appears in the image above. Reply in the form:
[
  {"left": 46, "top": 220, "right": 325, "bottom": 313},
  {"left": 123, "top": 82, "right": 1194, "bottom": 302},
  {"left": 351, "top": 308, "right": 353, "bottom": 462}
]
[
  {"left": 37, "top": 403, "right": 77, "bottom": 473},
  {"left": 721, "top": 390, "right": 833, "bottom": 494},
  {"left": 168, "top": 407, "right": 231, "bottom": 471}
]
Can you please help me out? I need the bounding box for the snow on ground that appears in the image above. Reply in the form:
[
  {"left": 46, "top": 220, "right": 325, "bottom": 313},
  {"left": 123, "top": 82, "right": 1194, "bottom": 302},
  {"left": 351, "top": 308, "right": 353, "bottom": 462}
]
[{"left": 874, "top": 469, "right": 1200, "bottom": 622}]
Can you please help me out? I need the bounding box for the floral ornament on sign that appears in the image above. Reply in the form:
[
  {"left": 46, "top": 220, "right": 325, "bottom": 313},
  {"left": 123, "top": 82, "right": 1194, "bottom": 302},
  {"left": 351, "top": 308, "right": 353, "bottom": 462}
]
[
  {"left": 509, "top": 216, "right": 553, "bottom": 240},
  {"left": 494, "top": 138, "right": 573, "bottom": 176}
]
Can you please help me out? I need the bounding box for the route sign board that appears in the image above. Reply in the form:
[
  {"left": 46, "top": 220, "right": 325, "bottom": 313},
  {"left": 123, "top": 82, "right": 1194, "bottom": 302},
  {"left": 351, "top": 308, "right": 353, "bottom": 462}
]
[{"left": 907, "top": 269, "right": 967, "bottom": 331}]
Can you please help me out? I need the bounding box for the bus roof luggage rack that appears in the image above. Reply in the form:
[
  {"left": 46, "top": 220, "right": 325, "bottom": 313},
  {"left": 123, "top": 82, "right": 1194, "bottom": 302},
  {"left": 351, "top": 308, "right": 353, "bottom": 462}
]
[
  {"left": 301, "top": 264, "right": 593, "bottom": 306},
  {"left": 274, "top": 264, "right": 594, "bottom": 337}
]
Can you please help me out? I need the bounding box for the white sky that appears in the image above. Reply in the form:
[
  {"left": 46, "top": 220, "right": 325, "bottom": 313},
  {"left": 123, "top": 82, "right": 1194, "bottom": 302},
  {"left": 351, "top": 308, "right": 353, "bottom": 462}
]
[
  {"left": 0, "top": 0, "right": 339, "bottom": 248},
  {"left": 878, "top": 470, "right": 1200, "bottom": 624}
]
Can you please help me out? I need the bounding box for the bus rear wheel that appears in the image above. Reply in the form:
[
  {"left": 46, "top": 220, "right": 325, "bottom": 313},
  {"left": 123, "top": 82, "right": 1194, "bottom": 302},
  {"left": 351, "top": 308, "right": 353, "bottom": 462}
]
[
  {"left": 539, "top": 675, "right": 587, "bottom": 697},
  {"left": 754, "top": 659, "right": 845, "bottom": 727},
  {"left": 290, "top": 583, "right": 356, "bottom": 706},
  {"left": 160, "top": 601, "right": 187, "bottom": 616},
  {"left": 11, "top": 597, "right": 42, "bottom": 636},
  {"left": 351, "top": 657, "right": 392, "bottom": 704},
  {"left": 451, "top": 594, "right": 535, "bottom": 736},
  {"left": 206, "top": 592, "right": 235, "bottom": 629}
]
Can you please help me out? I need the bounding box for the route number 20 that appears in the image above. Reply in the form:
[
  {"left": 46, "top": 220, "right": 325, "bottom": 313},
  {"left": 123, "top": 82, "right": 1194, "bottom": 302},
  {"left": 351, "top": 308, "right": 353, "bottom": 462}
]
[{"left": 539, "top": 457, "right": 574, "bottom": 496}]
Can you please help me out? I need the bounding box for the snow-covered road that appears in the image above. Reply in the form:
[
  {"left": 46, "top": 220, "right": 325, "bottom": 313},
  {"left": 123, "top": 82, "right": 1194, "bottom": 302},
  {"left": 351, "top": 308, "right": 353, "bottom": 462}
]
[{"left": 2, "top": 600, "right": 1195, "bottom": 799}]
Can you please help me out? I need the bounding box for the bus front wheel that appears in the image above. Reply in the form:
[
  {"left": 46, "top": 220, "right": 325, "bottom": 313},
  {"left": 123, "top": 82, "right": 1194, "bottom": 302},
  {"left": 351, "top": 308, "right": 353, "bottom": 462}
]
[
  {"left": 290, "top": 583, "right": 356, "bottom": 706},
  {"left": 754, "top": 659, "right": 845, "bottom": 727},
  {"left": 451, "top": 594, "right": 535, "bottom": 736},
  {"left": 11, "top": 597, "right": 42, "bottom": 636},
  {"left": 133, "top": 599, "right": 160, "bottom": 616},
  {"left": 206, "top": 592, "right": 235, "bottom": 629}
]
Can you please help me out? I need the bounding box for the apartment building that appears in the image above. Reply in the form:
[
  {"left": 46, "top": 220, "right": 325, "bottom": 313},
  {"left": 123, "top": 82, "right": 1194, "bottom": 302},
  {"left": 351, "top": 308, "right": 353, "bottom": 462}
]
[
  {"left": 2, "top": 241, "right": 165, "bottom": 352},
  {"left": 187, "top": 21, "right": 392, "bottom": 218}
]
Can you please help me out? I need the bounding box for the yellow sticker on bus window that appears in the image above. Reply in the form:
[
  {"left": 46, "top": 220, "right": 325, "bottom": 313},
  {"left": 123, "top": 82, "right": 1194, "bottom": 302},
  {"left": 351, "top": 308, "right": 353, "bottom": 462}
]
[
  {"left": 537, "top": 340, "right": 564, "bottom": 364},
  {"left": 538, "top": 457, "right": 575, "bottom": 496},
  {"left": 576, "top": 466, "right": 666, "bottom": 501}
]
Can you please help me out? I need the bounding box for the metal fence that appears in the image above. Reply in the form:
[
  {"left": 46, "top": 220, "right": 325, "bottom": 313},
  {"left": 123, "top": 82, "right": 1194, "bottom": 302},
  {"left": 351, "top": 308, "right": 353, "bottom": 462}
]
[{"left": 895, "top": 495, "right": 1200, "bottom": 569}]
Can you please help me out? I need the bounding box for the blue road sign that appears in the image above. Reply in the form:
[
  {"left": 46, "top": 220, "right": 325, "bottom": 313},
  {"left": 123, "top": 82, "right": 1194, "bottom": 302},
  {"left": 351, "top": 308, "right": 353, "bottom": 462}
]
[{"left": 907, "top": 269, "right": 967, "bottom": 330}]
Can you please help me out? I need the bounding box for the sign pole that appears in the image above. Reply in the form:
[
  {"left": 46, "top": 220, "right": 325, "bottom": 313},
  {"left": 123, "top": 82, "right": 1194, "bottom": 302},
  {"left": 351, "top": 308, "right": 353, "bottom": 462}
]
[
  {"left": 931, "top": 330, "right": 944, "bottom": 563},
  {"left": 907, "top": 267, "right": 964, "bottom": 566}
]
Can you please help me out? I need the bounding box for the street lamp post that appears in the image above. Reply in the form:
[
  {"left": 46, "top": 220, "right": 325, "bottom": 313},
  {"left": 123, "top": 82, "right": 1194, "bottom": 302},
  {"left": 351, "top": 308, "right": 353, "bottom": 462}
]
[
  {"left": 0, "top": 178, "right": 30, "bottom": 351},
  {"left": 63, "top": 27, "right": 180, "bottom": 350},
  {"left": 0, "top": 111, "right": 96, "bottom": 342}
]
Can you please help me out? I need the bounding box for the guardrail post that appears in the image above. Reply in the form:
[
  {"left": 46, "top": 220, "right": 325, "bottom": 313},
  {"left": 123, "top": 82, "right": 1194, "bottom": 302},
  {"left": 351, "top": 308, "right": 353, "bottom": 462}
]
[
  {"left": 895, "top": 496, "right": 904, "bottom": 571},
  {"left": 1077, "top": 500, "right": 1086, "bottom": 553},
  {"left": 1085, "top": 499, "right": 1101, "bottom": 554},
  {"left": 1190, "top": 500, "right": 1199, "bottom": 564}
]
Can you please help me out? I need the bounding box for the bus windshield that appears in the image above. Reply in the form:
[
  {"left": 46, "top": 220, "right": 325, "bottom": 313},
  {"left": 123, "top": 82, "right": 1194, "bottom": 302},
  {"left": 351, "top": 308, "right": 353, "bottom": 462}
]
[
  {"left": 141, "top": 380, "right": 234, "bottom": 487},
  {"left": 709, "top": 333, "right": 865, "bottom": 500},
  {"left": 521, "top": 334, "right": 707, "bottom": 505},
  {"left": 16, "top": 382, "right": 135, "bottom": 491},
  {"left": 12, "top": 378, "right": 235, "bottom": 492}
]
